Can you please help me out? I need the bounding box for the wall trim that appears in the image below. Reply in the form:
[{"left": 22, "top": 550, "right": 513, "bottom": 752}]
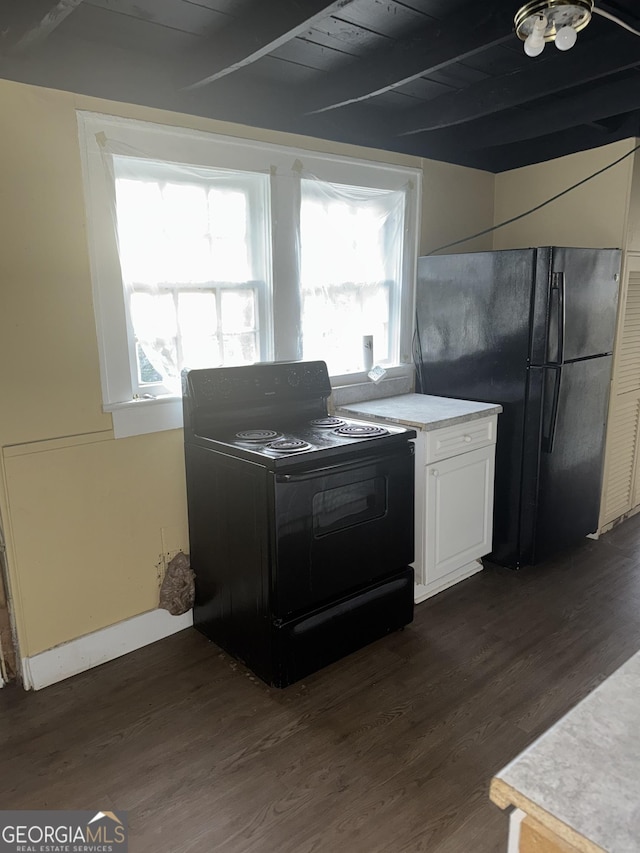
[{"left": 22, "top": 608, "right": 193, "bottom": 690}]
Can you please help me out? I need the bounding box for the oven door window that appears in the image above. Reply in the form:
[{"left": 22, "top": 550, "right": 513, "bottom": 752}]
[{"left": 313, "top": 476, "right": 386, "bottom": 537}]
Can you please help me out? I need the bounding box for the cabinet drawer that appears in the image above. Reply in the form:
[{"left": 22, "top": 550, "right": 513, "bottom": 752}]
[{"left": 424, "top": 415, "right": 497, "bottom": 464}]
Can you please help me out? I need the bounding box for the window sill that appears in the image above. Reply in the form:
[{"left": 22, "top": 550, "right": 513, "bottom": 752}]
[{"left": 104, "top": 396, "right": 182, "bottom": 439}]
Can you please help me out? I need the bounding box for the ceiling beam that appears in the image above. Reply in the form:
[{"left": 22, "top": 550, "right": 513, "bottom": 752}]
[
  {"left": 397, "top": 34, "right": 640, "bottom": 135},
  {"left": 0, "top": 30, "right": 391, "bottom": 154},
  {"left": 304, "top": 4, "right": 514, "bottom": 115},
  {"left": 412, "top": 72, "right": 640, "bottom": 154},
  {"left": 184, "top": 0, "right": 356, "bottom": 90},
  {"left": 476, "top": 112, "right": 640, "bottom": 173},
  {"left": 0, "top": 0, "right": 84, "bottom": 54}
]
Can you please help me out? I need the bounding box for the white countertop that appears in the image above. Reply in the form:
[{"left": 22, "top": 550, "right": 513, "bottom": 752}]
[
  {"left": 491, "top": 649, "right": 640, "bottom": 852},
  {"left": 336, "top": 393, "right": 502, "bottom": 431}
]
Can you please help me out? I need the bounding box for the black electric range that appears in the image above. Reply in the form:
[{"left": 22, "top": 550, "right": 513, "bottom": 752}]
[{"left": 182, "top": 360, "right": 416, "bottom": 687}]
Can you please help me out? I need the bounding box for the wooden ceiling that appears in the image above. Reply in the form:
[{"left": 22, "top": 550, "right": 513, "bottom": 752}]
[{"left": 1, "top": 0, "right": 640, "bottom": 172}]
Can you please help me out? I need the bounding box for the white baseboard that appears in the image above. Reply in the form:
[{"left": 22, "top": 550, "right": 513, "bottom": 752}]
[{"left": 22, "top": 608, "right": 193, "bottom": 690}]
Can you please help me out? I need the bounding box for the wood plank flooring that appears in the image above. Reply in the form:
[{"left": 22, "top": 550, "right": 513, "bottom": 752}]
[{"left": 2, "top": 517, "right": 640, "bottom": 852}]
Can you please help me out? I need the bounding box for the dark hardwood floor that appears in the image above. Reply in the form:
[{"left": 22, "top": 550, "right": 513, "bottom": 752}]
[{"left": 2, "top": 517, "right": 640, "bottom": 852}]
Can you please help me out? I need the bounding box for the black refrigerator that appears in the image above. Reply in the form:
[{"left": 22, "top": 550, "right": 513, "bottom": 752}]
[{"left": 415, "top": 247, "right": 620, "bottom": 568}]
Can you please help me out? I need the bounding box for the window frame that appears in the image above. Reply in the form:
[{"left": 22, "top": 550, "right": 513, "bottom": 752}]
[
  {"left": 113, "top": 159, "right": 273, "bottom": 398},
  {"left": 77, "top": 111, "right": 421, "bottom": 438},
  {"left": 127, "top": 280, "right": 267, "bottom": 396}
]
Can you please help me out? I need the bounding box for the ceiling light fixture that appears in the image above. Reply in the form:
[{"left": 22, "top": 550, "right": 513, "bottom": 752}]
[
  {"left": 515, "top": 0, "right": 593, "bottom": 56},
  {"left": 515, "top": 1, "right": 640, "bottom": 56}
]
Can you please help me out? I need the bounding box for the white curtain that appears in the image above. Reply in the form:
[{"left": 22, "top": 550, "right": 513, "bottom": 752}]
[
  {"left": 298, "top": 175, "right": 407, "bottom": 374},
  {"left": 96, "top": 135, "right": 408, "bottom": 391},
  {"left": 100, "top": 142, "right": 269, "bottom": 396}
]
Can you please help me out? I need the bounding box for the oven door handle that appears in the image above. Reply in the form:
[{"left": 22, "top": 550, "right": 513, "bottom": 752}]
[{"left": 275, "top": 446, "right": 414, "bottom": 482}]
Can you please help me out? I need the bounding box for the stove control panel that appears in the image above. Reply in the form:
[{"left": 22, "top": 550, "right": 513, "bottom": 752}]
[{"left": 185, "top": 361, "right": 331, "bottom": 407}]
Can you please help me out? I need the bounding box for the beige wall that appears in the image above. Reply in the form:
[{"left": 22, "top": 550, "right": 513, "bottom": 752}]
[
  {"left": 493, "top": 139, "right": 635, "bottom": 250},
  {"left": 0, "top": 78, "right": 495, "bottom": 662},
  {"left": 3, "top": 433, "right": 189, "bottom": 654},
  {"left": 420, "top": 158, "right": 494, "bottom": 255},
  {"left": 626, "top": 143, "right": 640, "bottom": 252}
]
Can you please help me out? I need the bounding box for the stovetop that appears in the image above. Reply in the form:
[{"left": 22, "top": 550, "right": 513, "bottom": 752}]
[
  {"left": 195, "top": 416, "right": 415, "bottom": 464},
  {"left": 182, "top": 362, "right": 417, "bottom": 469}
]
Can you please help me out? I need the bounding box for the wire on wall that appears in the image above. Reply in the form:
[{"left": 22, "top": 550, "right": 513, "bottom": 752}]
[{"left": 426, "top": 139, "right": 640, "bottom": 256}]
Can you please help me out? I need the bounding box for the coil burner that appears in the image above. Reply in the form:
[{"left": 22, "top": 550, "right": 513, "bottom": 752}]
[
  {"left": 333, "top": 424, "right": 389, "bottom": 439},
  {"left": 267, "top": 438, "right": 312, "bottom": 453},
  {"left": 236, "top": 429, "right": 281, "bottom": 442},
  {"left": 310, "top": 417, "right": 346, "bottom": 428}
]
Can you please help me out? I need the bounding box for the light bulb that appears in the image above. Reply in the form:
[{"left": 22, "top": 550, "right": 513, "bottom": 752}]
[
  {"left": 524, "top": 34, "right": 545, "bottom": 56},
  {"left": 555, "top": 25, "right": 578, "bottom": 50},
  {"left": 524, "top": 14, "right": 547, "bottom": 57}
]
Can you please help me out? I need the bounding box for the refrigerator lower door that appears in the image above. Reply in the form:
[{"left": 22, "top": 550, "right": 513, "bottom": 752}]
[
  {"left": 486, "top": 400, "right": 527, "bottom": 568},
  {"left": 522, "top": 357, "right": 612, "bottom": 565}
]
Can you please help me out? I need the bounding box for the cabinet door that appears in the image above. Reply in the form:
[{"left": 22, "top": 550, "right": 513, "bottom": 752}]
[{"left": 425, "top": 446, "right": 495, "bottom": 584}]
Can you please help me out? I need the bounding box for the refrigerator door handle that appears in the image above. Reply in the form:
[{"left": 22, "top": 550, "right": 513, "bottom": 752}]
[
  {"left": 548, "top": 272, "right": 565, "bottom": 364},
  {"left": 542, "top": 366, "right": 562, "bottom": 453}
]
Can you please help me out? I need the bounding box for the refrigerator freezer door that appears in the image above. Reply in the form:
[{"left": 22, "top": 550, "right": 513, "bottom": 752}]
[
  {"left": 416, "top": 250, "right": 535, "bottom": 395},
  {"left": 522, "top": 356, "right": 613, "bottom": 565},
  {"left": 530, "top": 248, "right": 620, "bottom": 364}
]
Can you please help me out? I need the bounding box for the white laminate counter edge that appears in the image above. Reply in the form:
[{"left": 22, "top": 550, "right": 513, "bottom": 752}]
[
  {"left": 336, "top": 393, "right": 502, "bottom": 432},
  {"left": 491, "top": 649, "right": 640, "bottom": 853}
]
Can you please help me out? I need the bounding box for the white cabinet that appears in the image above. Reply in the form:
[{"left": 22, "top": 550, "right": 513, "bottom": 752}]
[
  {"left": 415, "top": 414, "right": 497, "bottom": 602},
  {"left": 423, "top": 444, "right": 495, "bottom": 595},
  {"left": 335, "top": 397, "right": 500, "bottom": 603}
]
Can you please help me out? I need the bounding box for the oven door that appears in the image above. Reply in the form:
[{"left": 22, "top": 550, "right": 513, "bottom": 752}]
[{"left": 272, "top": 443, "right": 414, "bottom": 617}]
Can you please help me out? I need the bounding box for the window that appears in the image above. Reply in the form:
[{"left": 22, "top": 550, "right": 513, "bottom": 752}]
[
  {"left": 113, "top": 158, "right": 270, "bottom": 396},
  {"left": 77, "top": 112, "right": 420, "bottom": 437},
  {"left": 299, "top": 179, "right": 405, "bottom": 375}
]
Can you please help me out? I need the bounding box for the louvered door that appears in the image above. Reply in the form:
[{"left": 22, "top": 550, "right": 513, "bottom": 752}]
[
  {"left": 601, "top": 255, "right": 640, "bottom": 526},
  {"left": 602, "top": 394, "right": 640, "bottom": 523}
]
